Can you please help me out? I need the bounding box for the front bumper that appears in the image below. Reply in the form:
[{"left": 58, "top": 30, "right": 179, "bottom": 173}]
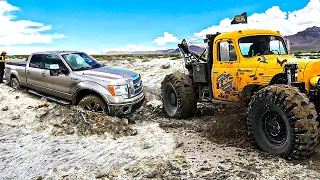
[{"left": 108, "top": 93, "right": 145, "bottom": 115}]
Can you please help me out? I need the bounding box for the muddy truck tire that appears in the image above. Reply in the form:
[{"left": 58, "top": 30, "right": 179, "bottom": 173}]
[
  {"left": 10, "top": 77, "right": 21, "bottom": 90},
  {"left": 78, "top": 94, "right": 108, "bottom": 114},
  {"left": 161, "top": 72, "right": 197, "bottom": 119},
  {"left": 247, "top": 84, "right": 319, "bottom": 160}
]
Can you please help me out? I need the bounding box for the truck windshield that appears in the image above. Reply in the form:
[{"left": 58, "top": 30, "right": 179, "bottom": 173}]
[
  {"left": 238, "top": 35, "right": 288, "bottom": 58},
  {"left": 62, "top": 52, "right": 103, "bottom": 71}
]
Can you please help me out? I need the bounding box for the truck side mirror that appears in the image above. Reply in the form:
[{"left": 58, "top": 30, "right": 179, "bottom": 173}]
[{"left": 219, "top": 41, "right": 230, "bottom": 61}]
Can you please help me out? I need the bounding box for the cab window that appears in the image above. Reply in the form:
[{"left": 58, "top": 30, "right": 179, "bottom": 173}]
[
  {"left": 218, "top": 41, "right": 237, "bottom": 62},
  {"left": 29, "top": 54, "right": 43, "bottom": 68},
  {"left": 42, "top": 55, "right": 67, "bottom": 71}
]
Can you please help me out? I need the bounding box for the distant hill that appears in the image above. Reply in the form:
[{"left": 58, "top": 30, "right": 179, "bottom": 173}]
[
  {"left": 284, "top": 26, "right": 320, "bottom": 52},
  {"left": 105, "top": 45, "right": 205, "bottom": 55},
  {"left": 105, "top": 26, "right": 320, "bottom": 55}
]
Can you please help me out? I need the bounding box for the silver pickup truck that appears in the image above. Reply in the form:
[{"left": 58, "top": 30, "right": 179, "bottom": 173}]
[{"left": 5, "top": 51, "right": 145, "bottom": 115}]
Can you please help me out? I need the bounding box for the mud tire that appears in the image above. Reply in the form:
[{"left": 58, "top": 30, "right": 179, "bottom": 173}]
[
  {"left": 11, "top": 77, "right": 21, "bottom": 90},
  {"left": 161, "top": 72, "right": 197, "bottom": 119},
  {"left": 247, "top": 85, "right": 319, "bottom": 160},
  {"left": 78, "top": 94, "right": 108, "bottom": 114}
]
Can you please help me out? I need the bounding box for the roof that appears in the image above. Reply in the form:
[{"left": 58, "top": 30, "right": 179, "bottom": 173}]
[
  {"left": 32, "top": 50, "right": 82, "bottom": 55},
  {"left": 215, "top": 29, "right": 282, "bottom": 40}
]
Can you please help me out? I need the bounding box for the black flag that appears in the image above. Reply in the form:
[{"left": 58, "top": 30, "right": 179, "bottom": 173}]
[{"left": 231, "top": 12, "right": 247, "bottom": 24}]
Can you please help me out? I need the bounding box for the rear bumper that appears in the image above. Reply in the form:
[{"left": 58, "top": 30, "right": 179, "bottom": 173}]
[{"left": 108, "top": 93, "right": 145, "bottom": 115}]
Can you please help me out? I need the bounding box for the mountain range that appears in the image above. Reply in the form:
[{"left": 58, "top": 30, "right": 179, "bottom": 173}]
[
  {"left": 105, "top": 26, "right": 320, "bottom": 54},
  {"left": 284, "top": 26, "right": 320, "bottom": 51},
  {"left": 105, "top": 45, "right": 206, "bottom": 55}
]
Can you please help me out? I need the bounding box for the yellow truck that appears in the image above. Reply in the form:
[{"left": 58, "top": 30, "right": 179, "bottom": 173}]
[{"left": 161, "top": 29, "right": 319, "bottom": 160}]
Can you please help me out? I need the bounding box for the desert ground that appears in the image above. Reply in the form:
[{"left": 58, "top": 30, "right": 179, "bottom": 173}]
[{"left": 1, "top": 57, "right": 320, "bottom": 179}]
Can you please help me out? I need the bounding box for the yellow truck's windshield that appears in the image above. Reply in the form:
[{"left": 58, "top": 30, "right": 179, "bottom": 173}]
[{"left": 238, "top": 35, "right": 288, "bottom": 58}]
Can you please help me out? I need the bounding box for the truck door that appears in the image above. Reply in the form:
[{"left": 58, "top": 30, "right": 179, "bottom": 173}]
[
  {"left": 40, "top": 54, "right": 75, "bottom": 100},
  {"left": 211, "top": 40, "right": 240, "bottom": 102},
  {"left": 26, "top": 54, "right": 47, "bottom": 92}
]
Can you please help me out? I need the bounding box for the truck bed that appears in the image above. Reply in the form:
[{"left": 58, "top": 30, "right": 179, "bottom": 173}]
[{"left": 6, "top": 61, "right": 27, "bottom": 67}]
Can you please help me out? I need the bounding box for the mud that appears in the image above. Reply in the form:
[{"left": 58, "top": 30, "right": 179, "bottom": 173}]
[{"left": 50, "top": 106, "right": 136, "bottom": 139}]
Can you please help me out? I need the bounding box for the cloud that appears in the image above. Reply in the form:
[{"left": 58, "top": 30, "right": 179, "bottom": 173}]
[
  {"left": 0, "top": 46, "right": 64, "bottom": 55},
  {"left": 101, "top": 44, "right": 167, "bottom": 53},
  {"left": 0, "top": 46, "right": 103, "bottom": 55},
  {"left": 0, "top": 1, "right": 66, "bottom": 45},
  {"left": 152, "top": 32, "right": 180, "bottom": 45},
  {"left": 194, "top": 0, "right": 320, "bottom": 37}
]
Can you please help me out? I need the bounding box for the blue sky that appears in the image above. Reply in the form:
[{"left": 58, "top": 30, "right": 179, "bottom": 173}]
[{"left": 0, "top": 0, "right": 318, "bottom": 54}]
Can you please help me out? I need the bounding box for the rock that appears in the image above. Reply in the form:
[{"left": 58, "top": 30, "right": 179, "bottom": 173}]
[
  {"left": 12, "top": 114, "right": 20, "bottom": 120},
  {"left": 142, "top": 142, "right": 153, "bottom": 149},
  {"left": 161, "top": 63, "right": 170, "bottom": 69},
  {"left": 95, "top": 173, "right": 108, "bottom": 178},
  {"left": 35, "top": 103, "right": 49, "bottom": 109},
  {"left": 53, "top": 109, "right": 62, "bottom": 116},
  {"left": 36, "top": 110, "right": 48, "bottom": 118},
  {"left": 146, "top": 100, "right": 162, "bottom": 109},
  {"left": 2, "top": 106, "right": 8, "bottom": 111},
  {"left": 130, "top": 129, "right": 138, "bottom": 136},
  {"left": 121, "top": 118, "right": 129, "bottom": 126},
  {"left": 174, "top": 138, "right": 184, "bottom": 148},
  {"left": 15, "top": 96, "right": 19, "bottom": 99}
]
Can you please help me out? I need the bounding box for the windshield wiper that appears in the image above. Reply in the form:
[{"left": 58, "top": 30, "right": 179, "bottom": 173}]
[
  {"left": 91, "top": 64, "right": 102, "bottom": 68},
  {"left": 74, "top": 66, "right": 92, "bottom": 71}
]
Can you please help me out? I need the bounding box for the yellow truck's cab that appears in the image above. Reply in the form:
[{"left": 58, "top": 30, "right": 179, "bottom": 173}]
[{"left": 161, "top": 29, "right": 320, "bottom": 160}]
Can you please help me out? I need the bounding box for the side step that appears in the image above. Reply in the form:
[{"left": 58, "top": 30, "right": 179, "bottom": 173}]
[{"left": 28, "top": 90, "right": 71, "bottom": 105}]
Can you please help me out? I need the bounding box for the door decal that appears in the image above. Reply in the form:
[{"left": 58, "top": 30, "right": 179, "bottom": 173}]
[{"left": 216, "top": 73, "right": 233, "bottom": 92}]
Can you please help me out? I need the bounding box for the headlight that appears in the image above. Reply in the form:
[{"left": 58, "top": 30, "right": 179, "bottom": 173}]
[
  {"left": 310, "top": 77, "right": 320, "bottom": 88},
  {"left": 108, "top": 85, "right": 129, "bottom": 98}
]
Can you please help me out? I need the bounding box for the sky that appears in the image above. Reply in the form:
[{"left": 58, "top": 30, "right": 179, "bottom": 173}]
[{"left": 0, "top": 0, "right": 319, "bottom": 54}]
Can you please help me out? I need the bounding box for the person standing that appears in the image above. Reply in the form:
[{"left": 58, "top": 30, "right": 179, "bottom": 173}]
[{"left": 0, "top": 51, "right": 7, "bottom": 83}]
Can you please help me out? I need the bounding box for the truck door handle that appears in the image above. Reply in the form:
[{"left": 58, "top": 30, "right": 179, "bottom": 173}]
[
  {"left": 27, "top": 70, "right": 30, "bottom": 74},
  {"left": 41, "top": 72, "right": 46, "bottom": 76},
  {"left": 213, "top": 70, "right": 218, "bottom": 73}
]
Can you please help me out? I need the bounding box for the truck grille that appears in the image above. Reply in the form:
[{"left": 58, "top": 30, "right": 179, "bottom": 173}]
[{"left": 132, "top": 75, "right": 143, "bottom": 96}]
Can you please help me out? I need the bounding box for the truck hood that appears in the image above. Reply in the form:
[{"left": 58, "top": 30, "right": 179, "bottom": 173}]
[
  {"left": 77, "top": 66, "right": 139, "bottom": 81},
  {"left": 255, "top": 55, "right": 319, "bottom": 70},
  {"left": 273, "top": 56, "right": 320, "bottom": 70}
]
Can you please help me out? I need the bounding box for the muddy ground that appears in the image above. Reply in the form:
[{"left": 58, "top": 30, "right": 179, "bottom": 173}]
[{"left": 1, "top": 57, "right": 320, "bottom": 179}]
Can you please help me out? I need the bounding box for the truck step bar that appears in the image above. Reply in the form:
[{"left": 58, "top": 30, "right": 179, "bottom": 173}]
[{"left": 28, "top": 90, "right": 71, "bottom": 105}]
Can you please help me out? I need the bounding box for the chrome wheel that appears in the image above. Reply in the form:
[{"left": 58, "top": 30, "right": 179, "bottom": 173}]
[
  {"left": 11, "top": 78, "right": 20, "bottom": 90},
  {"left": 83, "top": 102, "right": 106, "bottom": 114}
]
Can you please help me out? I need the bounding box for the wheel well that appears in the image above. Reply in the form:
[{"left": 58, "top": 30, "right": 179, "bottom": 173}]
[
  {"left": 240, "top": 84, "right": 263, "bottom": 104},
  {"left": 10, "top": 74, "right": 17, "bottom": 80},
  {"left": 74, "top": 89, "right": 103, "bottom": 105},
  {"left": 269, "top": 73, "right": 287, "bottom": 85}
]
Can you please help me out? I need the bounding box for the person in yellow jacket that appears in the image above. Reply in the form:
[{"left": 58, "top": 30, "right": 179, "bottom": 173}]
[{"left": 0, "top": 51, "right": 7, "bottom": 83}]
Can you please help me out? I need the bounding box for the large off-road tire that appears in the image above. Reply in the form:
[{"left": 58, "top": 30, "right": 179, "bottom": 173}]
[
  {"left": 161, "top": 72, "right": 197, "bottom": 119},
  {"left": 10, "top": 77, "right": 21, "bottom": 90},
  {"left": 78, "top": 94, "right": 108, "bottom": 114},
  {"left": 247, "top": 85, "right": 319, "bottom": 160}
]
